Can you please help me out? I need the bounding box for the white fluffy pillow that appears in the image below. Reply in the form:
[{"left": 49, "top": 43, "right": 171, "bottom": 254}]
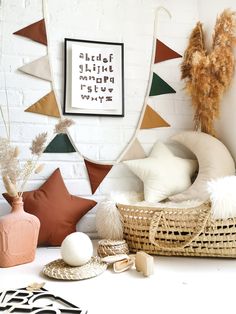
[
  {"left": 123, "top": 141, "right": 197, "bottom": 202},
  {"left": 208, "top": 176, "right": 236, "bottom": 219}
]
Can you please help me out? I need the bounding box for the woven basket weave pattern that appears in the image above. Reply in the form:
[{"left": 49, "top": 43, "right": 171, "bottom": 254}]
[
  {"left": 43, "top": 257, "right": 107, "bottom": 280},
  {"left": 97, "top": 239, "right": 129, "bottom": 257},
  {"left": 117, "top": 202, "right": 236, "bottom": 258}
]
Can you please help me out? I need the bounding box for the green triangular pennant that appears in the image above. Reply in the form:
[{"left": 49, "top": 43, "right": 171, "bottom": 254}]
[
  {"left": 44, "top": 134, "right": 76, "bottom": 153},
  {"left": 149, "top": 73, "right": 176, "bottom": 96}
]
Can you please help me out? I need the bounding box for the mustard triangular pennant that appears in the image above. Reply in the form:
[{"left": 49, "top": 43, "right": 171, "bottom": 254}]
[
  {"left": 121, "top": 139, "right": 146, "bottom": 161},
  {"left": 140, "top": 105, "right": 170, "bottom": 129},
  {"left": 154, "top": 39, "right": 182, "bottom": 63},
  {"left": 25, "top": 91, "right": 60, "bottom": 118},
  {"left": 13, "top": 19, "right": 47, "bottom": 45},
  {"left": 19, "top": 55, "right": 51, "bottom": 81},
  {"left": 84, "top": 159, "right": 113, "bottom": 194}
]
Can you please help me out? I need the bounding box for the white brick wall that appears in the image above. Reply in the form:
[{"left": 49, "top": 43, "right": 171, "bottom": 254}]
[{"left": 2, "top": 0, "right": 232, "bottom": 238}]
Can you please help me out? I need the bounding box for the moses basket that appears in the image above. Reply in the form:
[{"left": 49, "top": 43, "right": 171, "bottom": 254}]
[{"left": 117, "top": 202, "right": 236, "bottom": 257}]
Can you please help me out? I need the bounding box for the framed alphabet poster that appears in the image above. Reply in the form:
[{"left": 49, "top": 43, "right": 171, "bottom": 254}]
[{"left": 63, "top": 38, "right": 124, "bottom": 116}]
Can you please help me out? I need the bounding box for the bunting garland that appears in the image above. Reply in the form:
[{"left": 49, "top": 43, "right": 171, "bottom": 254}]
[
  {"left": 25, "top": 91, "right": 60, "bottom": 118},
  {"left": 13, "top": 19, "right": 47, "bottom": 45},
  {"left": 120, "top": 138, "right": 146, "bottom": 161},
  {"left": 140, "top": 105, "right": 170, "bottom": 129},
  {"left": 84, "top": 159, "right": 113, "bottom": 194},
  {"left": 44, "top": 134, "right": 76, "bottom": 153},
  {"left": 154, "top": 39, "right": 182, "bottom": 63},
  {"left": 11, "top": 3, "right": 181, "bottom": 194},
  {"left": 19, "top": 55, "right": 52, "bottom": 81},
  {"left": 149, "top": 73, "right": 176, "bottom": 96}
]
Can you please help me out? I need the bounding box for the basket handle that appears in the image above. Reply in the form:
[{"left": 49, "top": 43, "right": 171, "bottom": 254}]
[{"left": 149, "top": 203, "right": 211, "bottom": 251}]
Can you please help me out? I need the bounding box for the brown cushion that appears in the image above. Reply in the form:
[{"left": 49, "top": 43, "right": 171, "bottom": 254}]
[{"left": 3, "top": 168, "right": 97, "bottom": 246}]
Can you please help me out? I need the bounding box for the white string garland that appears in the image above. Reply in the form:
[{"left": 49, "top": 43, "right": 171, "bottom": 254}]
[
  {"left": 43, "top": 0, "right": 171, "bottom": 166},
  {"left": 117, "top": 6, "right": 171, "bottom": 163}
]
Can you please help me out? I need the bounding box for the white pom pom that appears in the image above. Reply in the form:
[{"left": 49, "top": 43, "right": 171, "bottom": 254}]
[
  {"left": 207, "top": 176, "right": 236, "bottom": 219},
  {"left": 61, "top": 232, "right": 93, "bottom": 266},
  {"left": 96, "top": 200, "right": 123, "bottom": 240}
]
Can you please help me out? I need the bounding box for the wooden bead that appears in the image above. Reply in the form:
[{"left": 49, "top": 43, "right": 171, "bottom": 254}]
[{"left": 135, "top": 251, "right": 154, "bottom": 276}]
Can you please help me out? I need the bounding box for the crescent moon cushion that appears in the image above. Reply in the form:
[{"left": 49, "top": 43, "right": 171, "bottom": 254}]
[
  {"left": 123, "top": 141, "right": 198, "bottom": 202},
  {"left": 169, "top": 131, "right": 235, "bottom": 202}
]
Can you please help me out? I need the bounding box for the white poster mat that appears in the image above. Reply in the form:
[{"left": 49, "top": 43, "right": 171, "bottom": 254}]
[{"left": 65, "top": 40, "right": 124, "bottom": 116}]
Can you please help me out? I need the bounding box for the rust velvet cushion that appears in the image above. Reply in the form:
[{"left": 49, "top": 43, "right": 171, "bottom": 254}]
[{"left": 3, "top": 168, "right": 97, "bottom": 246}]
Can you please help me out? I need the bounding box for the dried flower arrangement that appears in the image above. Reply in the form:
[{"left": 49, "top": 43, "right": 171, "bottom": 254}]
[
  {"left": 181, "top": 9, "right": 236, "bottom": 136},
  {"left": 0, "top": 107, "right": 74, "bottom": 198}
]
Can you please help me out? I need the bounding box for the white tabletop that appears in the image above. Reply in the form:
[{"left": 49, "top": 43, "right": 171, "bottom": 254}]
[{"left": 1, "top": 241, "right": 236, "bottom": 314}]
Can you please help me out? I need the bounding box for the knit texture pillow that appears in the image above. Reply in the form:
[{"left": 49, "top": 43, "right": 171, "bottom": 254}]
[
  {"left": 169, "top": 131, "right": 235, "bottom": 202},
  {"left": 3, "top": 168, "right": 97, "bottom": 246},
  {"left": 123, "top": 141, "right": 197, "bottom": 202}
]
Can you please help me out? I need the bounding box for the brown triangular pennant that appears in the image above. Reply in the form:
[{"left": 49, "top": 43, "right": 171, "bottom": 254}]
[
  {"left": 84, "top": 159, "right": 113, "bottom": 194},
  {"left": 121, "top": 139, "right": 146, "bottom": 161},
  {"left": 13, "top": 19, "right": 47, "bottom": 45},
  {"left": 140, "top": 105, "right": 170, "bottom": 129},
  {"left": 154, "top": 39, "right": 182, "bottom": 63},
  {"left": 25, "top": 91, "right": 60, "bottom": 118}
]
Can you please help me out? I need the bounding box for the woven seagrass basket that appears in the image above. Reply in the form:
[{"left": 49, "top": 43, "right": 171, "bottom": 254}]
[{"left": 117, "top": 202, "right": 236, "bottom": 258}]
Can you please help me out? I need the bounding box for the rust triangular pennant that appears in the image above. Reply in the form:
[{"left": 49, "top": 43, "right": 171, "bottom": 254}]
[
  {"left": 18, "top": 55, "right": 51, "bottom": 81},
  {"left": 121, "top": 139, "right": 146, "bottom": 161},
  {"left": 25, "top": 91, "right": 60, "bottom": 118},
  {"left": 84, "top": 159, "right": 113, "bottom": 194},
  {"left": 140, "top": 105, "right": 170, "bottom": 129},
  {"left": 154, "top": 39, "right": 182, "bottom": 63},
  {"left": 13, "top": 19, "right": 47, "bottom": 45}
]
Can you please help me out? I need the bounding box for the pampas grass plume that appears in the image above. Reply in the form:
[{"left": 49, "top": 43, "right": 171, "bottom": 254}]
[
  {"left": 30, "top": 132, "right": 47, "bottom": 156},
  {"left": 13, "top": 146, "right": 20, "bottom": 158},
  {"left": 54, "top": 118, "right": 75, "bottom": 134},
  {"left": 2, "top": 175, "right": 18, "bottom": 197},
  {"left": 181, "top": 9, "right": 236, "bottom": 136},
  {"left": 34, "top": 163, "right": 44, "bottom": 174}
]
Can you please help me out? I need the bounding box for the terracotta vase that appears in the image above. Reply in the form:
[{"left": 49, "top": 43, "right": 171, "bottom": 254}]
[{"left": 0, "top": 196, "right": 40, "bottom": 267}]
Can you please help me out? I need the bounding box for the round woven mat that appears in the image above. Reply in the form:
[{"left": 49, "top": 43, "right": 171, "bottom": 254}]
[{"left": 43, "top": 257, "right": 107, "bottom": 281}]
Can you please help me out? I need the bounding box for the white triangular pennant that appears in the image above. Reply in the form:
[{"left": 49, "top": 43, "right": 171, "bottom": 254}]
[
  {"left": 120, "top": 138, "right": 146, "bottom": 161},
  {"left": 19, "top": 55, "right": 52, "bottom": 81}
]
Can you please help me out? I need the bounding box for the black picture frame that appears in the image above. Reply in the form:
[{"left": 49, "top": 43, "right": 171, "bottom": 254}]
[{"left": 63, "top": 38, "right": 124, "bottom": 117}]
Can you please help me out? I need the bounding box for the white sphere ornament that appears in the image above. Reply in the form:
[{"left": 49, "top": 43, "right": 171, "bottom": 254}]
[{"left": 61, "top": 232, "right": 93, "bottom": 266}]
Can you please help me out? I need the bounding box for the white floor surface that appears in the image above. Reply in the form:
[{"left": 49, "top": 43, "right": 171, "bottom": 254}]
[{"left": 1, "top": 240, "right": 236, "bottom": 314}]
